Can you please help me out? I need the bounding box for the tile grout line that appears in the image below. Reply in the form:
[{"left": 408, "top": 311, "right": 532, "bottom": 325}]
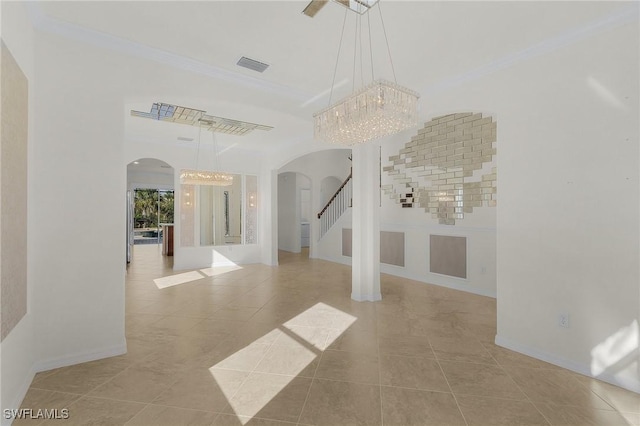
[
  {"left": 492, "top": 346, "right": 636, "bottom": 417},
  {"left": 82, "top": 349, "right": 184, "bottom": 415},
  {"left": 566, "top": 371, "right": 621, "bottom": 413},
  {"left": 122, "top": 401, "right": 222, "bottom": 426},
  {"left": 295, "top": 337, "right": 326, "bottom": 425},
  {"left": 64, "top": 392, "right": 148, "bottom": 423},
  {"left": 378, "top": 329, "right": 384, "bottom": 426},
  {"left": 484, "top": 347, "right": 552, "bottom": 426},
  {"left": 429, "top": 337, "right": 470, "bottom": 426},
  {"left": 211, "top": 321, "right": 286, "bottom": 421}
]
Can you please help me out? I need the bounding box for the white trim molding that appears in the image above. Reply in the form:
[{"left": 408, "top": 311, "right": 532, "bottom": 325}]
[{"left": 495, "top": 334, "right": 640, "bottom": 394}]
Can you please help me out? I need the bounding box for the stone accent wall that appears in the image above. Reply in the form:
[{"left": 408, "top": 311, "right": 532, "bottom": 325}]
[{"left": 383, "top": 113, "right": 497, "bottom": 225}]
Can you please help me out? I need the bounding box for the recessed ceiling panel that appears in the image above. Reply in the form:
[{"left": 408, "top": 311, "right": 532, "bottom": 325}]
[{"left": 130, "top": 103, "right": 273, "bottom": 136}]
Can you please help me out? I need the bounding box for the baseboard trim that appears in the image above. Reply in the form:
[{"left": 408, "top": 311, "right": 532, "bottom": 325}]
[
  {"left": 351, "top": 292, "right": 382, "bottom": 302},
  {"left": 495, "top": 334, "right": 640, "bottom": 394},
  {"left": 33, "top": 343, "right": 127, "bottom": 374},
  {"left": 383, "top": 266, "right": 496, "bottom": 298},
  {"left": 4, "top": 343, "right": 127, "bottom": 426},
  {"left": 5, "top": 366, "right": 37, "bottom": 426},
  {"left": 314, "top": 255, "right": 496, "bottom": 298}
]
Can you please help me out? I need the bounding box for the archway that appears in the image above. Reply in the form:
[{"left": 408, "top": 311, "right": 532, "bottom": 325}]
[{"left": 126, "top": 158, "right": 174, "bottom": 263}]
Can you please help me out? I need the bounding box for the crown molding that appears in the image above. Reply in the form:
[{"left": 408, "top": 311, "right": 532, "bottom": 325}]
[
  {"left": 25, "top": 3, "right": 313, "bottom": 103},
  {"left": 423, "top": 3, "right": 639, "bottom": 96}
]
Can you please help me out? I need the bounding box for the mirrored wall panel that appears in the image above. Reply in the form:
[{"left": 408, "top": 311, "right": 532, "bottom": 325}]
[
  {"left": 245, "top": 175, "right": 258, "bottom": 244},
  {"left": 199, "top": 173, "right": 242, "bottom": 246},
  {"left": 180, "top": 184, "right": 195, "bottom": 247},
  {"left": 180, "top": 173, "right": 258, "bottom": 247}
]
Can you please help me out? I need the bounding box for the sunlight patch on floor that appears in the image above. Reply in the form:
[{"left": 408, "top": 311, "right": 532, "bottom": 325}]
[
  {"left": 153, "top": 270, "right": 206, "bottom": 289},
  {"left": 200, "top": 264, "right": 244, "bottom": 277},
  {"left": 209, "top": 302, "right": 357, "bottom": 424}
]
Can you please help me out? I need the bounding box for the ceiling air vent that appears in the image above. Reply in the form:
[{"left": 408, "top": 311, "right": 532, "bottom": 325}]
[{"left": 237, "top": 56, "right": 269, "bottom": 73}]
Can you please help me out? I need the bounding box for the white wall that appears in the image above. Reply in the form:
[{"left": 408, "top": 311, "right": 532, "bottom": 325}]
[
  {"left": 298, "top": 176, "right": 311, "bottom": 223},
  {"left": 1, "top": 1, "right": 37, "bottom": 416},
  {"left": 297, "top": 175, "right": 311, "bottom": 249},
  {"left": 31, "top": 31, "right": 128, "bottom": 372},
  {"left": 278, "top": 172, "right": 299, "bottom": 253},
  {"left": 497, "top": 22, "right": 638, "bottom": 391},
  {"left": 320, "top": 176, "right": 342, "bottom": 206},
  {"left": 424, "top": 19, "right": 639, "bottom": 390},
  {"left": 262, "top": 169, "right": 279, "bottom": 266}
]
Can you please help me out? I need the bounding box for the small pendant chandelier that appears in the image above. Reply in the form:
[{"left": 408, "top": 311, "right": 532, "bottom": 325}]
[
  {"left": 313, "top": 1, "right": 419, "bottom": 146},
  {"left": 180, "top": 122, "right": 233, "bottom": 186}
]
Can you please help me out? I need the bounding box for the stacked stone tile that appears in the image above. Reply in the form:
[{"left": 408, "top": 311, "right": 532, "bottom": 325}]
[{"left": 382, "top": 112, "right": 497, "bottom": 225}]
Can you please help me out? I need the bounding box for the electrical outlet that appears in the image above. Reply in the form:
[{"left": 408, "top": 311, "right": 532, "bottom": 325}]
[
  {"left": 481, "top": 266, "right": 487, "bottom": 274},
  {"left": 558, "top": 313, "right": 570, "bottom": 328}
]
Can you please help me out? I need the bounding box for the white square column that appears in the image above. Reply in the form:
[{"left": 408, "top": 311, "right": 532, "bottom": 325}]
[{"left": 351, "top": 142, "right": 381, "bottom": 302}]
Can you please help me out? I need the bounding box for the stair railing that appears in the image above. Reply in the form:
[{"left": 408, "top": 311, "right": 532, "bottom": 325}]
[{"left": 317, "top": 172, "right": 352, "bottom": 238}]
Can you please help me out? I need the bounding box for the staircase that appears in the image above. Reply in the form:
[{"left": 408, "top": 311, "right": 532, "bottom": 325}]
[{"left": 317, "top": 172, "right": 352, "bottom": 238}]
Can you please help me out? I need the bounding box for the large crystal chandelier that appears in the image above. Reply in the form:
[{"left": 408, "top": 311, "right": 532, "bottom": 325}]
[
  {"left": 313, "top": 2, "right": 419, "bottom": 145},
  {"left": 314, "top": 79, "right": 419, "bottom": 145}
]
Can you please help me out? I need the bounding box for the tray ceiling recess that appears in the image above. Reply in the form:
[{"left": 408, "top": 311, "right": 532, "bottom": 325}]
[{"left": 130, "top": 103, "right": 274, "bottom": 136}]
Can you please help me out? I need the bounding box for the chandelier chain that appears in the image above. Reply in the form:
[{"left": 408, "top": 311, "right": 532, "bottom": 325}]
[
  {"left": 211, "top": 129, "right": 219, "bottom": 172},
  {"left": 196, "top": 122, "right": 203, "bottom": 171},
  {"left": 352, "top": 13, "right": 358, "bottom": 93},
  {"left": 359, "top": 13, "right": 364, "bottom": 89},
  {"left": 181, "top": 112, "right": 233, "bottom": 186},
  {"left": 367, "top": 11, "right": 374, "bottom": 82},
  {"left": 328, "top": 8, "right": 349, "bottom": 108},
  {"left": 377, "top": 1, "right": 397, "bottom": 84}
]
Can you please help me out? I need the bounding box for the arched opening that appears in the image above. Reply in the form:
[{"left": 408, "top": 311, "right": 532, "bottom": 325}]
[{"left": 126, "top": 158, "right": 175, "bottom": 264}]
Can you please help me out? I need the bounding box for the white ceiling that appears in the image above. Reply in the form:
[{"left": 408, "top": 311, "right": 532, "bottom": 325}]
[{"left": 34, "top": 1, "right": 630, "bottom": 153}]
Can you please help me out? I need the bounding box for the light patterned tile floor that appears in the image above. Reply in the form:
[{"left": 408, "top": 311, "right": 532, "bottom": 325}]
[{"left": 19, "top": 245, "right": 639, "bottom": 426}]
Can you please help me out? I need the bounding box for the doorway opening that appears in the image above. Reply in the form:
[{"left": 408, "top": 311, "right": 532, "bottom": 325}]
[
  {"left": 133, "top": 188, "right": 174, "bottom": 245},
  {"left": 277, "top": 172, "right": 311, "bottom": 263},
  {"left": 126, "top": 158, "right": 174, "bottom": 264}
]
